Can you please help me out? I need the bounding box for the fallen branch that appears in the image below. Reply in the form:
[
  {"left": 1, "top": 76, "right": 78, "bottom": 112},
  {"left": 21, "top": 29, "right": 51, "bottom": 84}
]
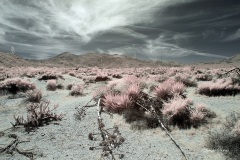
[
  {"left": 0, "top": 134, "right": 34, "bottom": 159},
  {"left": 89, "top": 98, "right": 125, "bottom": 159},
  {"left": 219, "top": 67, "right": 240, "bottom": 78},
  {"left": 136, "top": 102, "right": 188, "bottom": 160},
  {"left": 74, "top": 96, "right": 97, "bottom": 120}
]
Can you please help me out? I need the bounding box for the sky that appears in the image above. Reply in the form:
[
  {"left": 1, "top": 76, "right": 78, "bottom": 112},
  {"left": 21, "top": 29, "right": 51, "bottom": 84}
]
[{"left": 0, "top": 0, "right": 240, "bottom": 64}]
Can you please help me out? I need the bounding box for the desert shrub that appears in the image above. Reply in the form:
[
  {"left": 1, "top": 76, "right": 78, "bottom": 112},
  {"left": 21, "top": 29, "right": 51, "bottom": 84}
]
[
  {"left": 112, "top": 73, "right": 122, "bottom": 79},
  {"left": 46, "top": 80, "right": 57, "bottom": 91},
  {"left": 38, "top": 72, "right": 58, "bottom": 80},
  {"left": 190, "top": 104, "right": 216, "bottom": 128},
  {"left": 154, "top": 79, "right": 186, "bottom": 100},
  {"left": 82, "top": 76, "right": 96, "bottom": 83},
  {"left": 125, "top": 83, "right": 141, "bottom": 100},
  {"left": 195, "top": 73, "right": 213, "bottom": 81},
  {"left": 57, "top": 83, "right": 64, "bottom": 89},
  {"left": 95, "top": 75, "right": 111, "bottom": 82},
  {"left": 162, "top": 96, "right": 193, "bottom": 128},
  {"left": 207, "top": 112, "right": 240, "bottom": 159},
  {"left": 197, "top": 78, "right": 240, "bottom": 96},
  {"left": 0, "top": 78, "right": 36, "bottom": 95},
  {"left": 69, "top": 84, "right": 84, "bottom": 96},
  {"left": 162, "top": 97, "right": 215, "bottom": 128},
  {"left": 26, "top": 89, "right": 42, "bottom": 103},
  {"left": 103, "top": 93, "right": 132, "bottom": 113},
  {"left": 174, "top": 73, "right": 197, "bottom": 87},
  {"left": 69, "top": 71, "right": 76, "bottom": 77},
  {"left": 13, "top": 101, "right": 63, "bottom": 132},
  {"left": 67, "top": 84, "right": 73, "bottom": 90}
]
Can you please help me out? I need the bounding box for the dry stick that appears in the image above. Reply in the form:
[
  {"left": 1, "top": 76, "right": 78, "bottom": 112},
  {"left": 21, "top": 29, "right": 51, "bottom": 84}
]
[
  {"left": 136, "top": 102, "right": 188, "bottom": 160},
  {"left": 97, "top": 98, "right": 116, "bottom": 160},
  {"left": 0, "top": 135, "right": 34, "bottom": 160}
]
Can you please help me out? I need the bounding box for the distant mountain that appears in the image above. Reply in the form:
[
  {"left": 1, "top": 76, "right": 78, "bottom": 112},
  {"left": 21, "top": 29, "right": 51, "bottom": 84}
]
[
  {"left": 0, "top": 52, "right": 30, "bottom": 67},
  {"left": 218, "top": 53, "right": 240, "bottom": 64},
  {"left": 0, "top": 52, "right": 173, "bottom": 68}
]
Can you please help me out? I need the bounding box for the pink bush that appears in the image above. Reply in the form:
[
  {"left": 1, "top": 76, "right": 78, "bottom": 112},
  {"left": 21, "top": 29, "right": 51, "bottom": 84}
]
[
  {"left": 197, "top": 78, "right": 240, "bottom": 96},
  {"left": 163, "top": 96, "right": 193, "bottom": 117},
  {"left": 103, "top": 93, "right": 132, "bottom": 112},
  {"left": 125, "top": 84, "right": 141, "bottom": 99},
  {"left": 0, "top": 77, "right": 36, "bottom": 94},
  {"left": 124, "top": 76, "right": 140, "bottom": 85},
  {"left": 46, "top": 80, "right": 57, "bottom": 91},
  {"left": 69, "top": 84, "right": 84, "bottom": 96},
  {"left": 190, "top": 110, "right": 205, "bottom": 127},
  {"left": 154, "top": 79, "right": 186, "bottom": 100},
  {"left": 162, "top": 96, "right": 193, "bottom": 127},
  {"left": 93, "top": 86, "right": 112, "bottom": 99}
]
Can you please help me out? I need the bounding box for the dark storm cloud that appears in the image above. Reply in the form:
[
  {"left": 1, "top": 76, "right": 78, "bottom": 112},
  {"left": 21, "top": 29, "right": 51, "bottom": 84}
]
[{"left": 0, "top": 0, "right": 239, "bottom": 63}]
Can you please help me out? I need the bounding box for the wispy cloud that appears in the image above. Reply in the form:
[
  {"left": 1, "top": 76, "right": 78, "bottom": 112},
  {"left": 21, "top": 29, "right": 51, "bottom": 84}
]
[
  {"left": 224, "top": 28, "right": 240, "bottom": 41},
  {"left": 0, "top": 0, "right": 238, "bottom": 62}
]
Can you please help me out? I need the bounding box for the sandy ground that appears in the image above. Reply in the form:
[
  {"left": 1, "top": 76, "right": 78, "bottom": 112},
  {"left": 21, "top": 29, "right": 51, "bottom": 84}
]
[{"left": 1, "top": 75, "right": 240, "bottom": 160}]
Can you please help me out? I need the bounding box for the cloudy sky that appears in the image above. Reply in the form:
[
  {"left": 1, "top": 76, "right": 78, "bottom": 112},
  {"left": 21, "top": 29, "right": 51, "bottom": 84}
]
[{"left": 0, "top": 0, "right": 240, "bottom": 63}]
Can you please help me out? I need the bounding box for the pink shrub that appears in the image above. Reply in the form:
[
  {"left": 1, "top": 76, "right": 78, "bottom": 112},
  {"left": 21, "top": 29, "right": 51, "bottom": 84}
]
[
  {"left": 46, "top": 80, "right": 57, "bottom": 91},
  {"left": 190, "top": 110, "right": 205, "bottom": 127},
  {"left": 103, "top": 93, "right": 132, "bottom": 112},
  {"left": 197, "top": 78, "right": 240, "bottom": 96},
  {"left": 154, "top": 79, "right": 186, "bottom": 100},
  {"left": 70, "top": 84, "right": 84, "bottom": 96},
  {"left": 0, "top": 77, "right": 36, "bottom": 94},
  {"left": 124, "top": 76, "right": 140, "bottom": 85},
  {"left": 162, "top": 96, "right": 193, "bottom": 127},
  {"left": 125, "top": 84, "right": 141, "bottom": 99},
  {"left": 93, "top": 86, "right": 112, "bottom": 99},
  {"left": 171, "top": 81, "right": 186, "bottom": 96},
  {"left": 174, "top": 73, "right": 197, "bottom": 87}
]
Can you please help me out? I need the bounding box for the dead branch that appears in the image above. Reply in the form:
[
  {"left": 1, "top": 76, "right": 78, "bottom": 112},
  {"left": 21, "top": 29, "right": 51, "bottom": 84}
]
[
  {"left": 0, "top": 134, "right": 34, "bottom": 159},
  {"left": 74, "top": 97, "right": 97, "bottom": 120},
  {"left": 136, "top": 102, "right": 188, "bottom": 160},
  {"left": 219, "top": 67, "right": 240, "bottom": 78},
  {"left": 89, "top": 98, "right": 125, "bottom": 160}
]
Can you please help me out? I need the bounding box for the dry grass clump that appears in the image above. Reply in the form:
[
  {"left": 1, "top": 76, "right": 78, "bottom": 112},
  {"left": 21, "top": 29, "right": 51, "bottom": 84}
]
[
  {"left": 0, "top": 77, "right": 36, "bottom": 95},
  {"left": 207, "top": 112, "right": 240, "bottom": 159}
]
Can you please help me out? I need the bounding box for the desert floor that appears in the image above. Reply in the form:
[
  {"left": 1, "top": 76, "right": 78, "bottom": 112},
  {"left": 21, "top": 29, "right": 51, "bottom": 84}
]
[{"left": 0, "top": 74, "right": 240, "bottom": 160}]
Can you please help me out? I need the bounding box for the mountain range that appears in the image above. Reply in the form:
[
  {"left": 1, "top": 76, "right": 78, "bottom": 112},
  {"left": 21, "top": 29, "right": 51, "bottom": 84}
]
[{"left": 0, "top": 52, "right": 175, "bottom": 68}]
